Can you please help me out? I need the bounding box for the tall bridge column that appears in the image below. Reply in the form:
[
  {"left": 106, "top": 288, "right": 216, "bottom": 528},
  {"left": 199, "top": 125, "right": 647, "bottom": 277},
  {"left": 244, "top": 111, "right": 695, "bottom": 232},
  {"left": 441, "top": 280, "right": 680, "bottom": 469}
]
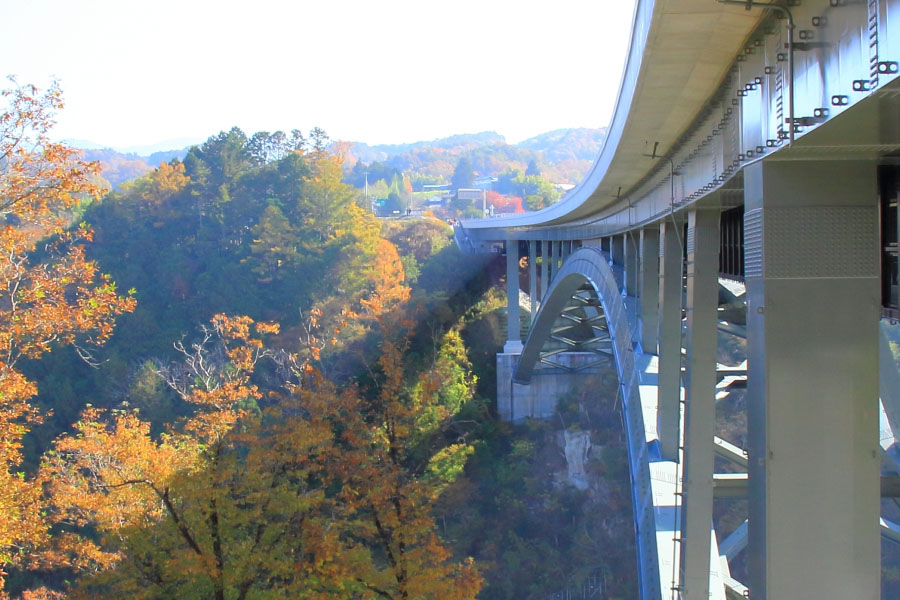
[
  {"left": 658, "top": 215, "right": 684, "bottom": 460},
  {"left": 541, "top": 241, "right": 550, "bottom": 301},
  {"left": 639, "top": 225, "right": 660, "bottom": 352},
  {"left": 680, "top": 208, "right": 720, "bottom": 600},
  {"left": 744, "top": 161, "right": 880, "bottom": 599},
  {"left": 504, "top": 238, "right": 523, "bottom": 354},
  {"left": 528, "top": 240, "right": 537, "bottom": 323},
  {"left": 611, "top": 235, "right": 625, "bottom": 266},
  {"left": 625, "top": 231, "right": 640, "bottom": 297}
]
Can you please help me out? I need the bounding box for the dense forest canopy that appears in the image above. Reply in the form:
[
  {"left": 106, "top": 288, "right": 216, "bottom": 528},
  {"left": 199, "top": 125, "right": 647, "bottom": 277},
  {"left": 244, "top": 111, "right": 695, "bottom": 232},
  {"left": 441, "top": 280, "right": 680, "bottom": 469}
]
[{"left": 0, "top": 80, "right": 636, "bottom": 600}]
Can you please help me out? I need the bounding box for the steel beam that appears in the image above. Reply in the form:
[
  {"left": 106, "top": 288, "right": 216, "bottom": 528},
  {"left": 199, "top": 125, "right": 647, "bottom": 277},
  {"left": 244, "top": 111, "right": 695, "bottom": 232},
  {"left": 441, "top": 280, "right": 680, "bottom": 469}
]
[
  {"left": 744, "top": 160, "right": 880, "bottom": 600},
  {"left": 719, "top": 520, "right": 748, "bottom": 562},
  {"left": 680, "top": 208, "right": 720, "bottom": 600},
  {"left": 712, "top": 473, "right": 748, "bottom": 498},
  {"left": 504, "top": 239, "right": 523, "bottom": 353},
  {"left": 714, "top": 436, "right": 748, "bottom": 469},
  {"left": 639, "top": 226, "right": 660, "bottom": 352},
  {"left": 657, "top": 215, "right": 684, "bottom": 461}
]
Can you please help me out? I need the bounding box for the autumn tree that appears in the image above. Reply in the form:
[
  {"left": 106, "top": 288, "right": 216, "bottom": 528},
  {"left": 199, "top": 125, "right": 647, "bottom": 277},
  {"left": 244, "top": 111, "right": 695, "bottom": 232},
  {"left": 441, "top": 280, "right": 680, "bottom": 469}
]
[
  {"left": 0, "top": 78, "right": 136, "bottom": 590},
  {"left": 43, "top": 316, "right": 289, "bottom": 599},
  {"left": 116, "top": 160, "right": 189, "bottom": 218},
  {"left": 351, "top": 251, "right": 482, "bottom": 600},
  {"left": 43, "top": 309, "right": 481, "bottom": 600}
]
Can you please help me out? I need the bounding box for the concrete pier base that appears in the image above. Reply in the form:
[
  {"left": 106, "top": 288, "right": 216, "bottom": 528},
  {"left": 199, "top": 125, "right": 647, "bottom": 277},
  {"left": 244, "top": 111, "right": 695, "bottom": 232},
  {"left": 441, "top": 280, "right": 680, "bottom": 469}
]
[{"left": 497, "top": 352, "right": 615, "bottom": 421}]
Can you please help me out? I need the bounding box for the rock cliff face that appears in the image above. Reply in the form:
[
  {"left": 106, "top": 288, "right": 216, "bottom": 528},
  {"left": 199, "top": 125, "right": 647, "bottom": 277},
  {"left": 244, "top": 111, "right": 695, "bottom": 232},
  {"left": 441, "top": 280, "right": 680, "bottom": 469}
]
[{"left": 563, "top": 429, "right": 592, "bottom": 490}]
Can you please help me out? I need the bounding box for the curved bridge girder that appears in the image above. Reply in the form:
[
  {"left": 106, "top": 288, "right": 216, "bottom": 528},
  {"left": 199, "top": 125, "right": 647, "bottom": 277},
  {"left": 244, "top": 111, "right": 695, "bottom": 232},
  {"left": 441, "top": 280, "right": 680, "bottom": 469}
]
[{"left": 515, "top": 246, "right": 661, "bottom": 600}]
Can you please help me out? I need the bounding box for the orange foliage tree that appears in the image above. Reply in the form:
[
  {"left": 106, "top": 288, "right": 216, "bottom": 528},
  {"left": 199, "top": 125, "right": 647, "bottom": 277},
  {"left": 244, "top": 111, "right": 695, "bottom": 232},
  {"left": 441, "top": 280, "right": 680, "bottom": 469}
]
[
  {"left": 486, "top": 190, "right": 524, "bottom": 214},
  {"left": 117, "top": 160, "right": 189, "bottom": 218},
  {"left": 42, "top": 306, "right": 481, "bottom": 599},
  {"left": 0, "top": 79, "right": 135, "bottom": 590}
]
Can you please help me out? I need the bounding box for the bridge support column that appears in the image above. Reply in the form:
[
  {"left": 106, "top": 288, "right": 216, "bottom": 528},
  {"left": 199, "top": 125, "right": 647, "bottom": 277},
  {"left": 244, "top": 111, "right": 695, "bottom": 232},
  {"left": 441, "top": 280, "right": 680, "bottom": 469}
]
[
  {"left": 611, "top": 235, "right": 625, "bottom": 266},
  {"left": 528, "top": 240, "right": 537, "bottom": 322},
  {"left": 658, "top": 215, "right": 684, "bottom": 461},
  {"left": 625, "top": 231, "right": 640, "bottom": 297},
  {"left": 541, "top": 241, "right": 549, "bottom": 301},
  {"left": 680, "top": 208, "right": 720, "bottom": 600},
  {"left": 744, "top": 161, "right": 880, "bottom": 600},
  {"left": 639, "top": 226, "right": 660, "bottom": 352},
  {"left": 504, "top": 238, "right": 523, "bottom": 354}
]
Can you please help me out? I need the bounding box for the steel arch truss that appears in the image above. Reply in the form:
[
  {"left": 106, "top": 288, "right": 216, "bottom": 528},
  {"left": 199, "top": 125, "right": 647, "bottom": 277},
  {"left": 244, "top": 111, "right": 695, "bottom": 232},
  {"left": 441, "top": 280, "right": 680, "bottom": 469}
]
[{"left": 535, "top": 287, "right": 614, "bottom": 372}]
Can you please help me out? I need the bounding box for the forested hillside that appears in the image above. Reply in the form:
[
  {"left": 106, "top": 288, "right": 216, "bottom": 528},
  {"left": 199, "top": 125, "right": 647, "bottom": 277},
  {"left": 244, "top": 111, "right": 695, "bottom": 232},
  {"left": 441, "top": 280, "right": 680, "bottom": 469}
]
[
  {"left": 343, "top": 128, "right": 605, "bottom": 189},
  {"left": 1, "top": 81, "right": 635, "bottom": 599}
]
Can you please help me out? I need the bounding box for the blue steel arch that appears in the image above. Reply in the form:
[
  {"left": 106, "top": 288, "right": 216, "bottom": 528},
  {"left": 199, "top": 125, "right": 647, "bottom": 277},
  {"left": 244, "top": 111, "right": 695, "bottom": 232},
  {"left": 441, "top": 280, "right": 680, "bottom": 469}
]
[{"left": 514, "top": 246, "right": 661, "bottom": 600}]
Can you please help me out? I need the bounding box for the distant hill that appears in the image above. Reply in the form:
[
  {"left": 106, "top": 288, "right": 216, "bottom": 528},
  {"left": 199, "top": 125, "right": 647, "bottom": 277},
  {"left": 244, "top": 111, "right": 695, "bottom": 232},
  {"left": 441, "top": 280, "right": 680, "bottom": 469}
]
[
  {"left": 73, "top": 146, "right": 192, "bottom": 189},
  {"left": 345, "top": 127, "right": 607, "bottom": 185},
  {"left": 350, "top": 131, "right": 505, "bottom": 164},
  {"left": 516, "top": 127, "right": 608, "bottom": 163},
  {"left": 64, "top": 137, "right": 203, "bottom": 156}
]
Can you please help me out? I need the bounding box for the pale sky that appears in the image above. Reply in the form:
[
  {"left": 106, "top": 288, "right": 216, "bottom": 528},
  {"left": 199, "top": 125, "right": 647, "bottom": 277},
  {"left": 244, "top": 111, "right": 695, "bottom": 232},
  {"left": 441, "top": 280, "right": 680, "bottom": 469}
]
[{"left": 1, "top": 0, "right": 636, "bottom": 150}]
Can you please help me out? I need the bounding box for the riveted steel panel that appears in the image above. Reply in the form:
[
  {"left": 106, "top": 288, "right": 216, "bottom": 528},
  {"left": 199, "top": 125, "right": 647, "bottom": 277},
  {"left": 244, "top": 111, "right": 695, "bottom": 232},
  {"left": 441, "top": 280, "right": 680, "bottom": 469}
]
[
  {"left": 744, "top": 208, "right": 764, "bottom": 278},
  {"left": 764, "top": 206, "right": 878, "bottom": 278}
]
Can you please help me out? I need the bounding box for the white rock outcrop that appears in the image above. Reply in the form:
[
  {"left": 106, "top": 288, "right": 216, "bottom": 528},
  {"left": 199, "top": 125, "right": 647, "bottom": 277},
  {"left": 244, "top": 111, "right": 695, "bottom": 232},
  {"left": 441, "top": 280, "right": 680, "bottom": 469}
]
[{"left": 563, "top": 429, "right": 592, "bottom": 490}]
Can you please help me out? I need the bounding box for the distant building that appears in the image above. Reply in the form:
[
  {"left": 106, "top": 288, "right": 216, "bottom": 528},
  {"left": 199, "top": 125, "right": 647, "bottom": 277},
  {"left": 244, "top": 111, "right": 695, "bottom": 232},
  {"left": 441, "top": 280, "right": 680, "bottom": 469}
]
[
  {"left": 553, "top": 183, "right": 576, "bottom": 192},
  {"left": 473, "top": 176, "right": 498, "bottom": 190},
  {"left": 423, "top": 183, "right": 452, "bottom": 192},
  {"left": 456, "top": 188, "right": 483, "bottom": 202}
]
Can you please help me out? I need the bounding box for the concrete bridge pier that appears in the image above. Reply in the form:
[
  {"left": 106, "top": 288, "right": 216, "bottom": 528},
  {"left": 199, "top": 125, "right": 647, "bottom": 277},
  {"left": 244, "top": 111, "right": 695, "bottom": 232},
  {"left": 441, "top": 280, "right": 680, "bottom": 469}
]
[
  {"left": 529, "top": 240, "right": 537, "bottom": 324},
  {"left": 611, "top": 235, "right": 625, "bottom": 267},
  {"left": 744, "top": 160, "right": 881, "bottom": 599},
  {"left": 638, "top": 226, "right": 660, "bottom": 352},
  {"left": 658, "top": 215, "right": 685, "bottom": 461},
  {"left": 541, "top": 240, "right": 550, "bottom": 301},
  {"left": 680, "top": 207, "right": 721, "bottom": 600},
  {"left": 625, "top": 231, "right": 640, "bottom": 297},
  {"left": 504, "top": 238, "right": 523, "bottom": 354}
]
